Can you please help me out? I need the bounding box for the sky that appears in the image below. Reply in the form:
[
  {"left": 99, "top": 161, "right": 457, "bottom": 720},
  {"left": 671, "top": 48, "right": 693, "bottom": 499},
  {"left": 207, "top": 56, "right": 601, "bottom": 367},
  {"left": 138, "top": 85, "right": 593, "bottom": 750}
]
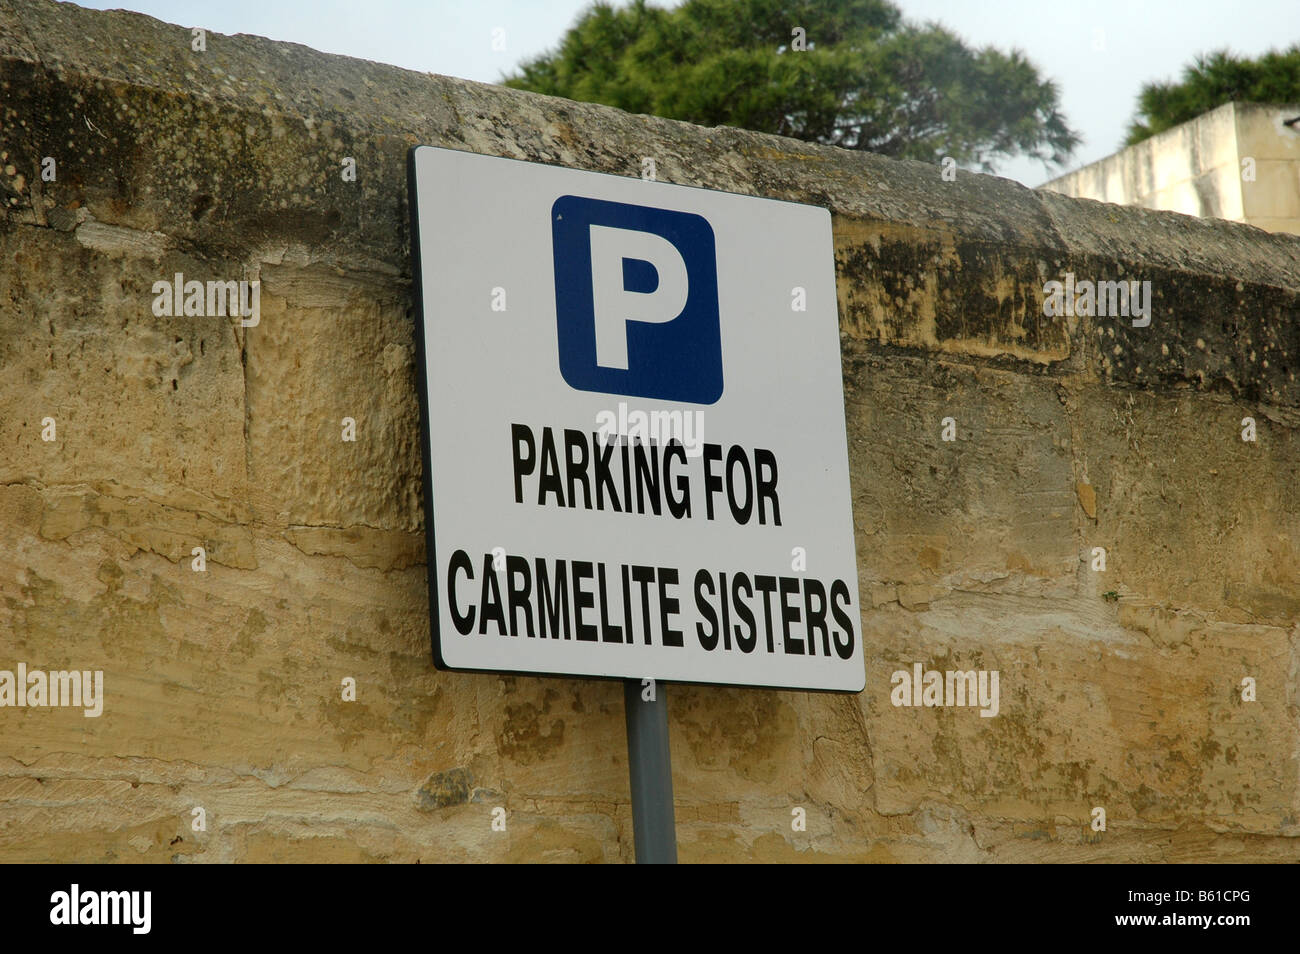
[{"left": 76, "top": 0, "right": 1299, "bottom": 187}]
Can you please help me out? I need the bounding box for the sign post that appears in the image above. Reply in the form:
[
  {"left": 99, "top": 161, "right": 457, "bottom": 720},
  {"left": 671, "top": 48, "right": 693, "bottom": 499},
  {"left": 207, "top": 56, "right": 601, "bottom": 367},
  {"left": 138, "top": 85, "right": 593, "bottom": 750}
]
[
  {"left": 408, "top": 144, "right": 863, "bottom": 862},
  {"left": 623, "top": 679, "right": 677, "bottom": 863}
]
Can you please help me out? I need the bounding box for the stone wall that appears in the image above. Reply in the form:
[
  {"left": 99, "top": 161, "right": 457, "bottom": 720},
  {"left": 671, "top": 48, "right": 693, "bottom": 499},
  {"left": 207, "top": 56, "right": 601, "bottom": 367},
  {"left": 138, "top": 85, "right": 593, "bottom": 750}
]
[{"left": 1, "top": 0, "right": 1299, "bottom": 862}]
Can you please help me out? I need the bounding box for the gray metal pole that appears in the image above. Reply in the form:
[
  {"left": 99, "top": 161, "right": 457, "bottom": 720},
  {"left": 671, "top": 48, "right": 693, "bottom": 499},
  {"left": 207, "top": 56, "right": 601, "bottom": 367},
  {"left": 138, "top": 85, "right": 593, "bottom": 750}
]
[{"left": 623, "top": 678, "right": 678, "bottom": 863}]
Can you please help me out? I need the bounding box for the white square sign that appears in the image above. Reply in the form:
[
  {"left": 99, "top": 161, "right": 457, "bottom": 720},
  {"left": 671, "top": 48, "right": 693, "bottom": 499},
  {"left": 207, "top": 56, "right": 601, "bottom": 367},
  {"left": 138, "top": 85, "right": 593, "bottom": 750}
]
[{"left": 409, "top": 145, "right": 863, "bottom": 692}]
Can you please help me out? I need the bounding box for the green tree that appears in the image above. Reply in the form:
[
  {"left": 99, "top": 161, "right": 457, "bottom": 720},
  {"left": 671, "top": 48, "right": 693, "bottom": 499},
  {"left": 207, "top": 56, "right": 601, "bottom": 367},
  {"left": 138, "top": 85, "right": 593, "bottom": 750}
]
[
  {"left": 1125, "top": 45, "right": 1300, "bottom": 145},
  {"left": 504, "top": 0, "right": 1078, "bottom": 173}
]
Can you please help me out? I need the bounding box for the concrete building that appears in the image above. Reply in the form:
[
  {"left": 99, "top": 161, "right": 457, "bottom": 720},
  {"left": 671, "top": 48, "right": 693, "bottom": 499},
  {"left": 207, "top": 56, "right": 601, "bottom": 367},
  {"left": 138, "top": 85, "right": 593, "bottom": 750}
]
[{"left": 1040, "top": 102, "right": 1300, "bottom": 235}]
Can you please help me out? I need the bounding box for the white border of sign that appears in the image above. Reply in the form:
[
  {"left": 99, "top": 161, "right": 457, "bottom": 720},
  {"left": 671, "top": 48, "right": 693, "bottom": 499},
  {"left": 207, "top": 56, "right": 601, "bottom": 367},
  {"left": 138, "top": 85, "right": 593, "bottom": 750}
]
[{"left": 408, "top": 145, "right": 864, "bottom": 693}]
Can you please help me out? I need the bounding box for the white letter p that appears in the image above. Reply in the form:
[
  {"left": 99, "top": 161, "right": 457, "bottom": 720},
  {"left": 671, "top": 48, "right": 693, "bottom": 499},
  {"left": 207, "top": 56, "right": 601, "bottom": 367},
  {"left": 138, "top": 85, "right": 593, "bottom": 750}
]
[{"left": 589, "top": 225, "right": 688, "bottom": 370}]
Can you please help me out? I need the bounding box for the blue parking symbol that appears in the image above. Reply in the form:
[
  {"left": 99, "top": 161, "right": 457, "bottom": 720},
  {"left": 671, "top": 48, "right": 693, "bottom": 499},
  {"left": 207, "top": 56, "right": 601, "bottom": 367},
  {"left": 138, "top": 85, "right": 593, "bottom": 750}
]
[{"left": 552, "top": 195, "right": 723, "bottom": 405}]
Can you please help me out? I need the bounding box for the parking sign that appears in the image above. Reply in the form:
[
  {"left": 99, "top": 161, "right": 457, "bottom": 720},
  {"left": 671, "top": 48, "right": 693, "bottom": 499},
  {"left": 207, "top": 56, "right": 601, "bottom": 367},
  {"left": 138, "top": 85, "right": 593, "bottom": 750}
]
[{"left": 408, "top": 145, "right": 863, "bottom": 692}]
